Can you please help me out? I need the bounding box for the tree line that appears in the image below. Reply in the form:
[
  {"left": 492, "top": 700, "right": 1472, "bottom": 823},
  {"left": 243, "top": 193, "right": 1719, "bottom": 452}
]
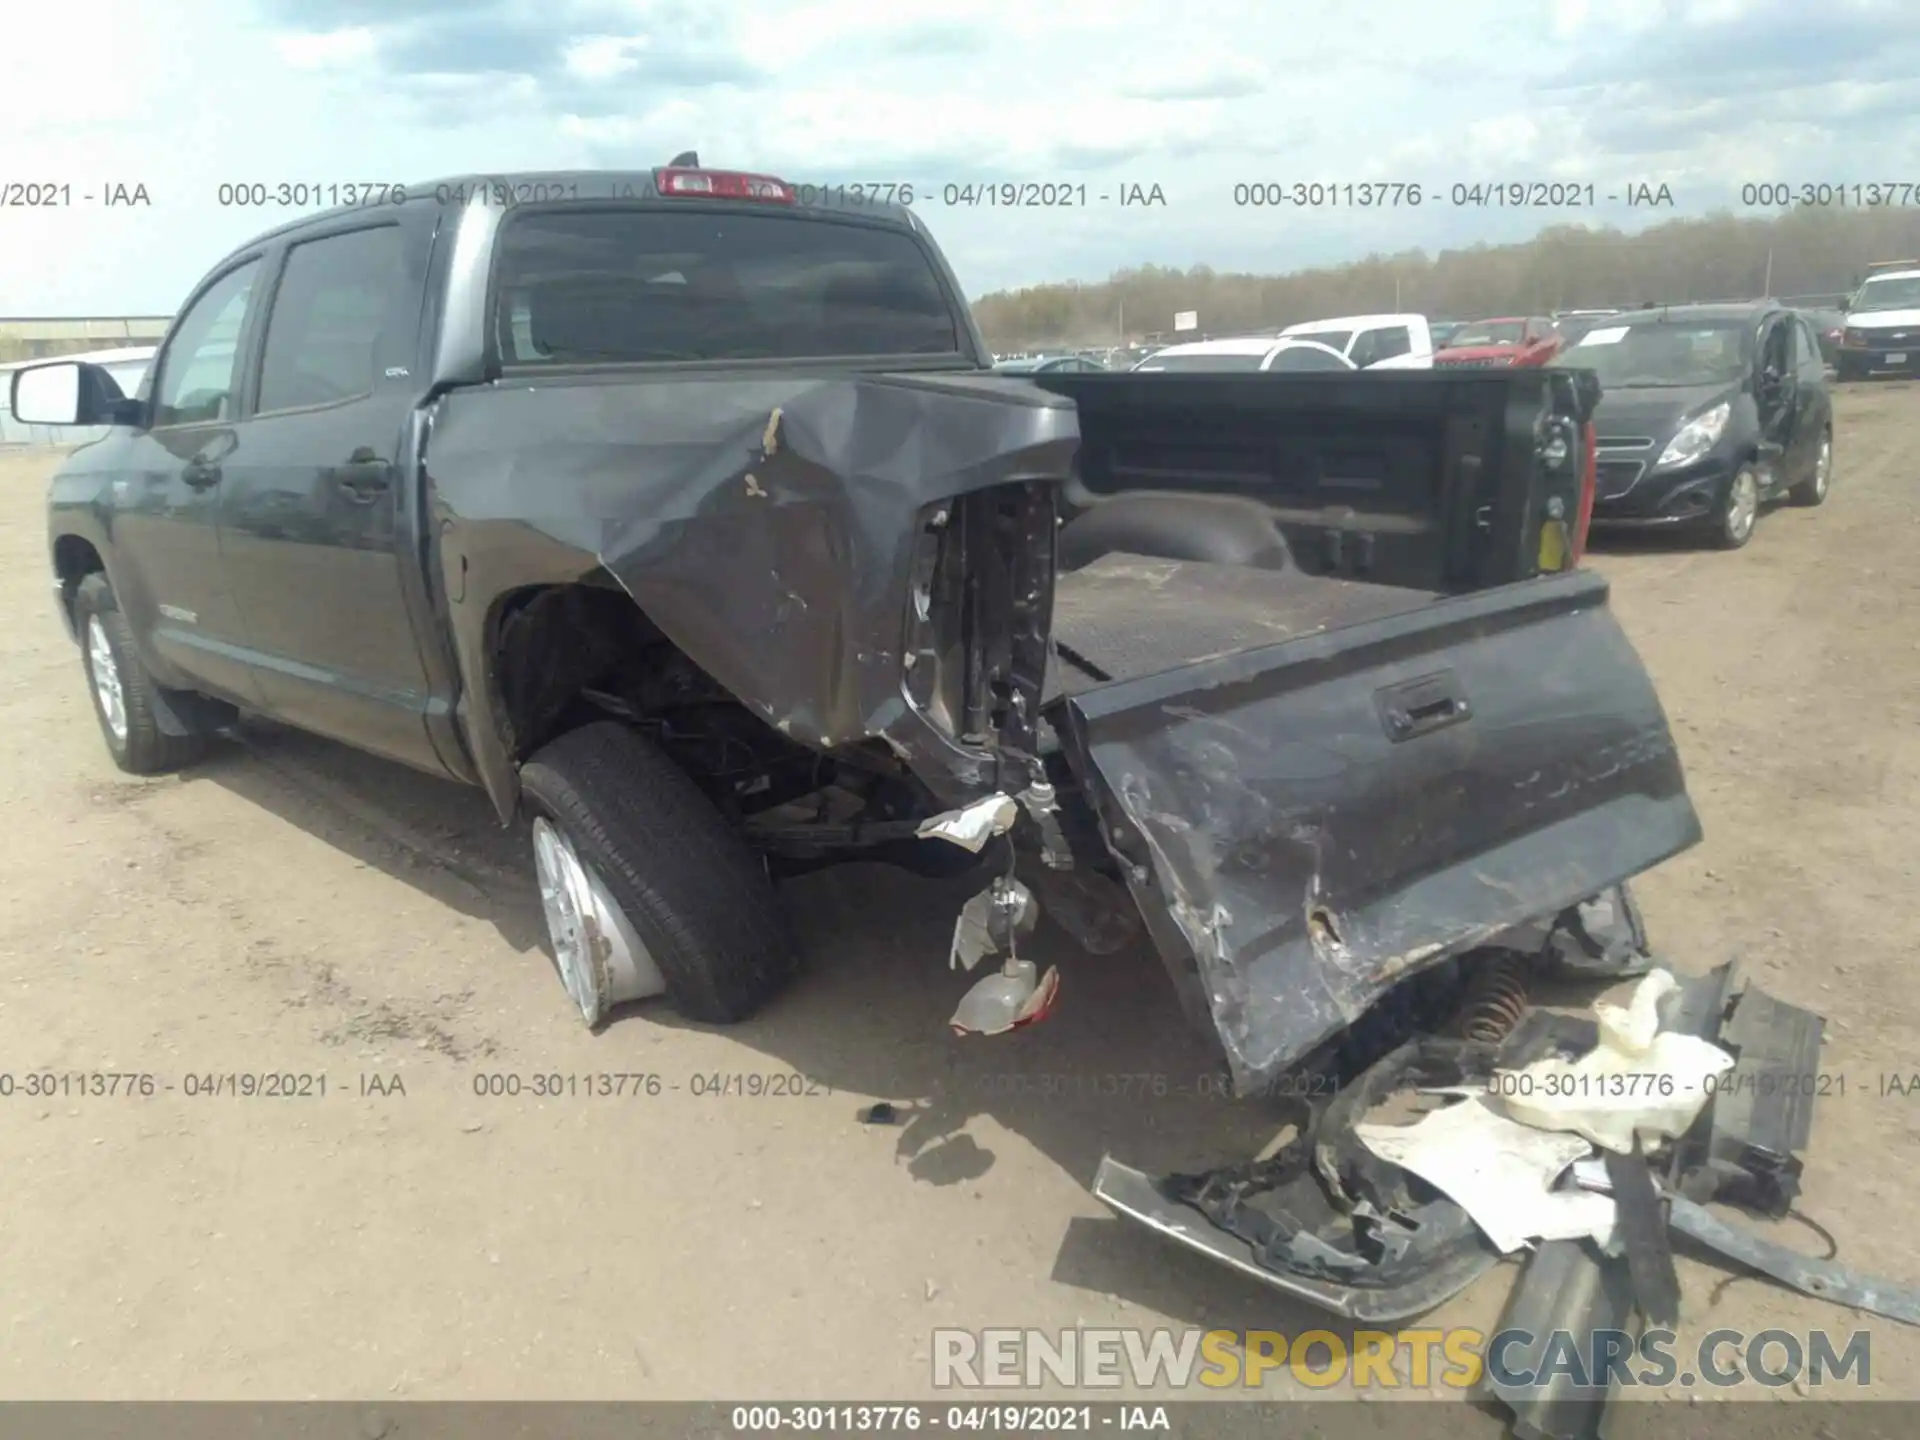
[{"left": 969, "top": 206, "right": 1920, "bottom": 351}]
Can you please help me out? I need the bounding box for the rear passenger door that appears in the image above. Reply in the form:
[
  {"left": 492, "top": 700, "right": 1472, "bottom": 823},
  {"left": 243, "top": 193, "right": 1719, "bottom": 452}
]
[{"left": 215, "top": 209, "right": 451, "bottom": 774}]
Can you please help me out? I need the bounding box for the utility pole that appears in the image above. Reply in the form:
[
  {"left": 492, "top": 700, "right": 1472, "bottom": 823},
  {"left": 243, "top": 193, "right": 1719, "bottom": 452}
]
[{"left": 1763, "top": 248, "right": 1773, "bottom": 298}]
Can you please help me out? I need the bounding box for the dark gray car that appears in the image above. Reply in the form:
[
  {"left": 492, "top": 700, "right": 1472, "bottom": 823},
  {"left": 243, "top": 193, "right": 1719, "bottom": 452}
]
[{"left": 1562, "top": 303, "right": 1834, "bottom": 549}]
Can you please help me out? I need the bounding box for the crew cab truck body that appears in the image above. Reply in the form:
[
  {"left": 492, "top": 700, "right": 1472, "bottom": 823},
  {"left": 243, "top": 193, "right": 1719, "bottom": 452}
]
[{"left": 21, "top": 166, "right": 1691, "bottom": 1111}]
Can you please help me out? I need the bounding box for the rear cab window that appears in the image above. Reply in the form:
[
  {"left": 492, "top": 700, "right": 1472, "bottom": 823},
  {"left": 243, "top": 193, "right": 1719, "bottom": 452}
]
[{"left": 489, "top": 207, "right": 965, "bottom": 366}]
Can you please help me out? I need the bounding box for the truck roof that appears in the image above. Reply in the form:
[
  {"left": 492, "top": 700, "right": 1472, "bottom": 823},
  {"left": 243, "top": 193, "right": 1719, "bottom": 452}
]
[
  {"left": 1281, "top": 312, "right": 1426, "bottom": 332},
  {"left": 225, "top": 167, "right": 922, "bottom": 257},
  {"left": 1859, "top": 268, "right": 1920, "bottom": 284}
]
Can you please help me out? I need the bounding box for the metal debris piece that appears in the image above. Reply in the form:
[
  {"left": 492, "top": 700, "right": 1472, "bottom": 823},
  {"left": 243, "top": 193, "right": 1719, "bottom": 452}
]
[
  {"left": 1576, "top": 1161, "right": 1920, "bottom": 1329},
  {"left": 1545, "top": 884, "right": 1656, "bottom": 980},
  {"left": 1601, "top": 1144, "right": 1680, "bottom": 1326},
  {"left": 1666, "top": 1195, "right": 1920, "bottom": 1328},
  {"left": 761, "top": 406, "right": 782, "bottom": 456},
  {"left": 947, "top": 875, "right": 1035, "bottom": 973},
  {"left": 858, "top": 1102, "right": 900, "bottom": 1126},
  {"left": 917, "top": 793, "right": 1019, "bottom": 852},
  {"left": 1674, "top": 981, "right": 1823, "bottom": 1217},
  {"left": 1016, "top": 781, "right": 1073, "bottom": 868}
]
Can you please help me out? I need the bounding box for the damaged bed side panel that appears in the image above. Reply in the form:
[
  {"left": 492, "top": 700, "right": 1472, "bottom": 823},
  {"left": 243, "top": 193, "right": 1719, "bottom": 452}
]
[
  {"left": 1052, "top": 568, "right": 1702, "bottom": 1095},
  {"left": 421, "top": 372, "right": 1077, "bottom": 816}
]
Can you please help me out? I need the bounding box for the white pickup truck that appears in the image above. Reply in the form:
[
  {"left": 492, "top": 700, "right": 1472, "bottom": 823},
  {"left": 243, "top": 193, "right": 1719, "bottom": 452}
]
[{"left": 1280, "top": 311, "right": 1436, "bottom": 368}]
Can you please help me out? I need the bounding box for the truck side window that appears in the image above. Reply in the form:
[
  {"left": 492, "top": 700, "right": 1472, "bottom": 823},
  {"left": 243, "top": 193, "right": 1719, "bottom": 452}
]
[
  {"left": 257, "top": 225, "right": 406, "bottom": 414},
  {"left": 1372, "top": 326, "right": 1412, "bottom": 360},
  {"left": 151, "top": 260, "right": 261, "bottom": 428}
]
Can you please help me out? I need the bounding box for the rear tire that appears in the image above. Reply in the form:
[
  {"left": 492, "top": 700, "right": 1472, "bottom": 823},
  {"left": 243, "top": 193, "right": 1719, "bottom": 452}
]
[
  {"left": 1707, "top": 465, "right": 1760, "bottom": 550},
  {"left": 74, "top": 573, "right": 207, "bottom": 775},
  {"left": 1789, "top": 427, "right": 1832, "bottom": 506},
  {"left": 519, "top": 721, "right": 797, "bottom": 1026}
]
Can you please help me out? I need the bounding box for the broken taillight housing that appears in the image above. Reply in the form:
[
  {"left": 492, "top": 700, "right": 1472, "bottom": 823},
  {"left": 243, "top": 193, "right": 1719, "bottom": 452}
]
[
  {"left": 1535, "top": 370, "right": 1599, "bottom": 572},
  {"left": 654, "top": 167, "right": 796, "bottom": 203},
  {"left": 901, "top": 484, "right": 1056, "bottom": 758}
]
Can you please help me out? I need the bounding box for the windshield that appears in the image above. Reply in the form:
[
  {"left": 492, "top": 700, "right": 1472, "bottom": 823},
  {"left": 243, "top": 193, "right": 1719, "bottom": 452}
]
[
  {"left": 1562, "top": 320, "right": 1749, "bottom": 387},
  {"left": 1853, "top": 276, "right": 1920, "bottom": 313},
  {"left": 490, "top": 208, "right": 962, "bottom": 364},
  {"left": 1446, "top": 320, "right": 1525, "bottom": 347},
  {"left": 1135, "top": 352, "right": 1264, "bottom": 372},
  {"left": 1264, "top": 345, "right": 1350, "bottom": 371},
  {"left": 1287, "top": 329, "right": 1351, "bottom": 353},
  {"left": 993, "top": 358, "right": 1045, "bottom": 373}
]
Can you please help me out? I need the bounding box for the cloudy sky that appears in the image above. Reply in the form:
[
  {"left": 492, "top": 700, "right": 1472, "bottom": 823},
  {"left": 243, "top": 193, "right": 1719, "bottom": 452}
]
[{"left": 5, "top": 0, "right": 1919, "bottom": 314}]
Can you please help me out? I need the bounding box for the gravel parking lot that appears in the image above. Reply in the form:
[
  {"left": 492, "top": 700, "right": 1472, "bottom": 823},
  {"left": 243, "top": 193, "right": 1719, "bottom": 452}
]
[{"left": 2, "top": 384, "right": 1918, "bottom": 1415}]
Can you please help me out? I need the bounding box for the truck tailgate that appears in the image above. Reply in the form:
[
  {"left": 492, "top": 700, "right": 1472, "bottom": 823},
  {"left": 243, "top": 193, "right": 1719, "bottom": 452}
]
[{"left": 1047, "top": 565, "right": 1699, "bottom": 1095}]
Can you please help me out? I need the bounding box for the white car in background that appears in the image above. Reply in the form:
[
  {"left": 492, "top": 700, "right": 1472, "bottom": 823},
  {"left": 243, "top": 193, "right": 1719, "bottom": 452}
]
[
  {"left": 1130, "top": 337, "right": 1356, "bottom": 372},
  {"left": 1279, "top": 312, "right": 1435, "bottom": 368}
]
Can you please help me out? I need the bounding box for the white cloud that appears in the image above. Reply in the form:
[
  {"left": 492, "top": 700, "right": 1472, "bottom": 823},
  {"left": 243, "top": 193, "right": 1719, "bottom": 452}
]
[
  {"left": 560, "top": 36, "right": 640, "bottom": 80},
  {"left": 3, "top": 0, "right": 1918, "bottom": 312},
  {"left": 274, "top": 27, "right": 376, "bottom": 70}
]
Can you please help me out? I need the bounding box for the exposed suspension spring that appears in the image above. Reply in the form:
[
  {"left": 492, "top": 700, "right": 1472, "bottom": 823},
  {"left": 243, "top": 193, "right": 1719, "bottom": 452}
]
[{"left": 1454, "top": 949, "right": 1534, "bottom": 1043}]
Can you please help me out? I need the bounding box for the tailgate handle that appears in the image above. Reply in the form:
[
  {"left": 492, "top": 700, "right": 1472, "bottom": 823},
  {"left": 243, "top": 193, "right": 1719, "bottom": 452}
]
[{"left": 1376, "top": 672, "right": 1471, "bottom": 742}]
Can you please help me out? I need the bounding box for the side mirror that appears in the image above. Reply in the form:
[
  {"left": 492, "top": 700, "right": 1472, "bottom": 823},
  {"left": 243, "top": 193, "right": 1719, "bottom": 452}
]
[
  {"left": 8, "top": 361, "right": 140, "bottom": 427},
  {"left": 10, "top": 362, "right": 82, "bottom": 424}
]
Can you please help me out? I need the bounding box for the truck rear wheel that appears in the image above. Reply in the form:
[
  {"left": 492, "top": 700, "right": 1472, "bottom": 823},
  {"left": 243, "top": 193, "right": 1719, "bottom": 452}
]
[
  {"left": 73, "top": 573, "right": 207, "bottom": 775},
  {"left": 519, "top": 721, "right": 797, "bottom": 1028}
]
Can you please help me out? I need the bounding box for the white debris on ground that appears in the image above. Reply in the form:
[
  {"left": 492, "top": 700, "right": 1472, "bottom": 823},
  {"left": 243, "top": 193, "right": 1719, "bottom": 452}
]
[
  {"left": 1355, "top": 1095, "right": 1619, "bottom": 1253},
  {"left": 1356, "top": 970, "right": 1737, "bottom": 1254},
  {"left": 1494, "top": 969, "right": 1736, "bottom": 1153}
]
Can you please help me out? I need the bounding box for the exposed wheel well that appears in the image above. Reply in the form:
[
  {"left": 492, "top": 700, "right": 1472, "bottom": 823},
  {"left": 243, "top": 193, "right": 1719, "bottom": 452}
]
[
  {"left": 487, "top": 582, "right": 936, "bottom": 862},
  {"left": 53, "top": 535, "right": 106, "bottom": 623}
]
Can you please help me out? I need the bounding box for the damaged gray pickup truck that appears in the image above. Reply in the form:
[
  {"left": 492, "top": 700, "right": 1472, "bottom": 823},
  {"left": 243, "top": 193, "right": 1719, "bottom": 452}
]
[{"left": 21, "top": 165, "right": 1857, "bottom": 1401}]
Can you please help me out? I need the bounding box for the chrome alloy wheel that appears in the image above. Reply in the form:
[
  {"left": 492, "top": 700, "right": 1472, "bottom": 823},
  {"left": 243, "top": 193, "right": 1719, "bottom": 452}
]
[
  {"left": 1724, "top": 469, "right": 1758, "bottom": 544},
  {"left": 87, "top": 615, "right": 128, "bottom": 743},
  {"left": 531, "top": 816, "right": 666, "bottom": 1026}
]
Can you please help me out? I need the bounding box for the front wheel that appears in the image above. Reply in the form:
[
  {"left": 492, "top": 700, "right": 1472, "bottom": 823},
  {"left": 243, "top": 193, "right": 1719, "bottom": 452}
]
[
  {"left": 73, "top": 573, "right": 207, "bottom": 775},
  {"left": 1789, "top": 427, "right": 1833, "bottom": 506},
  {"left": 1708, "top": 465, "right": 1760, "bottom": 550},
  {"left": 519, "top": 721, "right": 797, "bottom": 1028}
]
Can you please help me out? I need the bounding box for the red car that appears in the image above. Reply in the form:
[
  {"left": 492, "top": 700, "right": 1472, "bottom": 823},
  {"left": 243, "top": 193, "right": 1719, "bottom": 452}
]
[{"left": 1433, "top": 315, "right": 1564, "bottom": 368}]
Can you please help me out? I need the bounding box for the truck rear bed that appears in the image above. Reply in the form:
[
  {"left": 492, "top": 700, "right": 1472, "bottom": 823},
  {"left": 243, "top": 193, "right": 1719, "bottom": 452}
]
[{"left": 1046, "top": 553, "right": 1440, "bottom": 702}]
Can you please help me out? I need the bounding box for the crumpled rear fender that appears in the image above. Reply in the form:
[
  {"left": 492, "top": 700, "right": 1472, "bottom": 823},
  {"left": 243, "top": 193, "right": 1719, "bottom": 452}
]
[{"left": 423, "top": 373, "right": 1076, "bottom": 820}]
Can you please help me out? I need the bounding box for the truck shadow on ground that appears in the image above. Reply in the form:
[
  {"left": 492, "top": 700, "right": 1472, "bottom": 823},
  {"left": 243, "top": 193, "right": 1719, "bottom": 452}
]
[{"left": 186, "top": 716, "right": 1409, "bottom": 1339}]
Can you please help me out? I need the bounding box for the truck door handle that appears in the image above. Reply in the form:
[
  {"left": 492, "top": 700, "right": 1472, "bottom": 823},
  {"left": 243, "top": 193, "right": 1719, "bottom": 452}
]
[
  {"left": 181, "top": 460, "right": 222, "bottom": 489},
  {"left": 329, "top": 452, "right": 393, "bottom": 501},
  {"left": 1376, "top": 671, "right": 1471, "bottom": 742}
]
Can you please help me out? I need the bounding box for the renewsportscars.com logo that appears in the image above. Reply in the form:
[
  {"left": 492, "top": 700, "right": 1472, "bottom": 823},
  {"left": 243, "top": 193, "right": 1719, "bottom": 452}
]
[{"left": 931, "top": 1327, "right": 1874, "bottom": 1392}]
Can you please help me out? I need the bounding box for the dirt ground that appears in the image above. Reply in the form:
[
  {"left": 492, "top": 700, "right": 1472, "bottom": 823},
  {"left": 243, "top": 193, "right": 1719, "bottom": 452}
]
[{"left": 2, "top": 385, "right": 1918, "bottom": 1417}]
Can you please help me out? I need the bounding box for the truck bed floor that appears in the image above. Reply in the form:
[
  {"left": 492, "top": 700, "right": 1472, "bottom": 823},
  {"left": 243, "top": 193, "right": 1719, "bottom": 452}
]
[{"left": 1045, "top": 553, "right": 1441, "bottom": 701}]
